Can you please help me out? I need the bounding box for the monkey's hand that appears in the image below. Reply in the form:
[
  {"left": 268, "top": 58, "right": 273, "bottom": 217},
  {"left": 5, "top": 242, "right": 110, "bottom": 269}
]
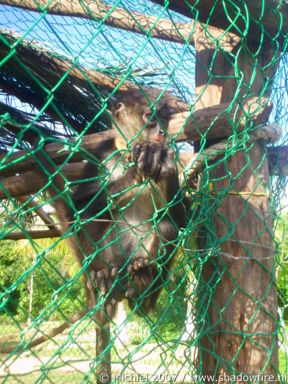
[{"left": 132, "top": 143, "right": 176, "bottom": 182}]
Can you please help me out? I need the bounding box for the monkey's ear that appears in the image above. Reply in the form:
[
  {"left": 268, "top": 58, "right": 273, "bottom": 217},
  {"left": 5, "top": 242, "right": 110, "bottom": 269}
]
[
  {"left": 115, "top": 102, "right": 125, "bottom": 118},
  {"left": 107, "top": 95, "right": 119, "bottom": 114}
]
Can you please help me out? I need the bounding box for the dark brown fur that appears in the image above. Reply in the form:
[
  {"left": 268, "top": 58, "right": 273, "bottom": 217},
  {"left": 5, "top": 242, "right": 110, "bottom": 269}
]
[{"left": 36, "top": 89, "right": 186, "bottom": 324}]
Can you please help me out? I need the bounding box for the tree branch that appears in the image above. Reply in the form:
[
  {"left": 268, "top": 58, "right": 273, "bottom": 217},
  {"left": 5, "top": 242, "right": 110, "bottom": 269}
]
[
  {"left": 16, "top": 196, "right": 61, "bottom": 233},
  {"left": 169, "top": 96, "right": 272, "bottom": 141},
  {"left": 2, "top": 229, "right": 60, "bottom": 240}
]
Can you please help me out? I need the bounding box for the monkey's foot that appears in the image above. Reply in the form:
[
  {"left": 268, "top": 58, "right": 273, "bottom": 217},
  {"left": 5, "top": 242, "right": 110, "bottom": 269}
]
[
  {"left": 89, "top": 267, "right": 135, "bottom": 300},
  {"left": 125, "top": 258, "right": 153, "bottom": 298},
  {"left": 127, "top": 258, "right": 150, "bottom": 274},
  {"left": 89, "top": 266, "right": 118, "bottom": 295}
]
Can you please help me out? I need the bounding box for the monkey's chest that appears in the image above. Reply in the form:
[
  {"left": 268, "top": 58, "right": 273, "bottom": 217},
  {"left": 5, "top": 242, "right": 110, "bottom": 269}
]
[{"left": 103, "top": 195, "right": 157, "bottom": 264}]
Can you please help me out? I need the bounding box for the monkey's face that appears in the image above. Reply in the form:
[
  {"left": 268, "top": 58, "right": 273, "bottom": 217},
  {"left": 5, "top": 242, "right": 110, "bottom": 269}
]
[{"left": 111, "top": 91, "right": 173, "bottom": 147}]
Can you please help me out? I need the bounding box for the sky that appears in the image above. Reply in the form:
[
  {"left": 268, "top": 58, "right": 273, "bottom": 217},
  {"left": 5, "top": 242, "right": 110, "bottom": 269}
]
[{"left": 0, "top": 2, "right": 196, "bottom": 102}]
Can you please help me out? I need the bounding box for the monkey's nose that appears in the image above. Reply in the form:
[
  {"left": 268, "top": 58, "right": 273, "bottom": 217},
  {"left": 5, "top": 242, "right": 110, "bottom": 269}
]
[{"left": 150, "top": 133, "right": 165, "bottom": 143}]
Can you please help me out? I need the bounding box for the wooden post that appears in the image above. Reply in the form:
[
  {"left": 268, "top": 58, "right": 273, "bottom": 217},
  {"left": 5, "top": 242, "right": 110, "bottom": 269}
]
[{"left": 193, "top": 22, "right": 279, "bottom": 382}]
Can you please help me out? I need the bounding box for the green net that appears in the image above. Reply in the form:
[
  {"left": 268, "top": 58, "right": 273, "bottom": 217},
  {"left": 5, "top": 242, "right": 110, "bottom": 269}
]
[{"left": 0, "top": 1, "right": 288, "bottom": 383}]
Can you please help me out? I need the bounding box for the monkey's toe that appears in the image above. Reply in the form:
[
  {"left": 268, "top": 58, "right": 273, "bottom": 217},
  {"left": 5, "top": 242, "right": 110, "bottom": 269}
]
[
  {"left": 111, "top": 266, "right": 118, "bottom": 277},
  {"left": 127, "top": 258, "right": 150, "bottom": 274},
  {"left": 125, "top": 288, "right": 135, "bottom": 298},
  {"left": 89, "top": 268, "right": 116, "bottom": 295}
]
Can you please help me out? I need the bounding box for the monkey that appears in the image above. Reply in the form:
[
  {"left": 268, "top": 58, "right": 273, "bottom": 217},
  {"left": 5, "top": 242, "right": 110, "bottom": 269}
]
[{"left": 36, "top": 88, "right": 187, "bottom": 325}]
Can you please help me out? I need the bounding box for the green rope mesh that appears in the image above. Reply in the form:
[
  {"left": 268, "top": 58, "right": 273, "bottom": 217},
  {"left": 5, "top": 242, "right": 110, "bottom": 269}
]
[{"left": 0, "top": 1, "right": 287, "bottom": 383}]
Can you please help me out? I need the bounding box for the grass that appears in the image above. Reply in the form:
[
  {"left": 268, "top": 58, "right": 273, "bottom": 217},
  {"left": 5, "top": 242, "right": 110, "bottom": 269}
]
[{"left": 0, "top": 319, "right": 287, "bottom": 383}]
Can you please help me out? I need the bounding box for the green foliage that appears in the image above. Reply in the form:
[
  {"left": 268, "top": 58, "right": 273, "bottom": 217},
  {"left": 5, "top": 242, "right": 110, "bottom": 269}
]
[
  {"left": 0, "top": 240, "right": 20, "bottom": 314},
  {"left": 0, "top": 238, "right": 85, "bottom": 321},
  {"left": 276, "top": 213, "right": 288, "bottom": 319}
]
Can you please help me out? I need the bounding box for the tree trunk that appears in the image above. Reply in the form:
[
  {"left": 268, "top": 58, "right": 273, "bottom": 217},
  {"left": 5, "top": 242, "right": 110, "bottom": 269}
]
[
  {"left": 193, "top": 17, "right": 279, "bottom": 382},
  {"left": 27, "top": 253, "right": 36, "bottom": 325}
]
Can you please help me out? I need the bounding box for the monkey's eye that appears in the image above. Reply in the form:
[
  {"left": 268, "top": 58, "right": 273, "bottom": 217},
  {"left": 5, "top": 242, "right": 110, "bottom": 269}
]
[
  {"left": 143, "top": 112, "right": 157, "bottom": 127},
  {"left": 159, "top": 129, "right": 165, "bottom": 136}
]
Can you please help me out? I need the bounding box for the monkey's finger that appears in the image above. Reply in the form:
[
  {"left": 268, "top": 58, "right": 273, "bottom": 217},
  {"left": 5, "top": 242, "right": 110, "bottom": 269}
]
[
  {"left": 136, "top": 258, "right": 150, "bottom": 269},
  {"left": 111, "top": 298, "right": 117, "bottom": 306},
  {"left": 88, "top": 270, "right": 96, "bottom": 288},
  {"left": 167, "top": 148, "right": 175, "bottom": 162},
  {"left": 111, "top": 266, "right": 118, "bottom": 277},
  {"left": 140, "top": 258, "right": 151, "bottom": 269},
  {"left": 99, "top": 279, "right": 107, "bottom": 295},
  {"left": 96, "top": 271, "right": 107, "bottom": 294},
  {"left": 137, "top": 148, "right": 151, "bottom": 176},
  {"left": 106, "top": 278, "right": 113, "bottom": 291},
  {"left": 93, "top": 274, "right": 100, "bottom": 289},
  {"left": 133, "top": 258, "right": 146, "bottom": 271},
  {"left": 90, "top": 270, "right": 96, "bottom": 280},
  {"left": 103, "top": 269, "right": 109, "bottom": 279},
  {"left": 153, "top": 147, "right": 168, "bottom": 181},
  {"left": 150, "top": 149, "right": 162, "bottom": 179},
  {"left": 125, "top": 288, "right": 135, "bottom": 298},
  {"left": 133, "top": 260, "right": 141, "bottom": 271},
  {"left": 137, "top": 258, "right": 145, "bottom": 269},
  {"left": 97, "top": 270, "right": 105, "bottom": 280},
  {"left": 127, "top": 264, "right": 134, "bottom": 274}
]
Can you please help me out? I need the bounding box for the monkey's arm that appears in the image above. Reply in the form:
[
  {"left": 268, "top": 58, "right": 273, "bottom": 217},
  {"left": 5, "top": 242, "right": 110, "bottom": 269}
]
[{"left": 34, "top": 146, "right": 75, "bottom": 235}]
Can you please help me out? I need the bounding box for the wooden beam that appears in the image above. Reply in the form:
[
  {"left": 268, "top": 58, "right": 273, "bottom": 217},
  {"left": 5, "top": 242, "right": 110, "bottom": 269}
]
[
  {"left": 169, "top": 97, "right": 272, "bottom": 140},
  {"left": 0, "top": 162, "right": 86, "bottom": 199},
  {"left": 0, "top": 155, "right": 192, "bottom": 199},
  {"left": 0, "top": 0, "right": 196, "bottom": 45},
  {"left": 0, "top": 97, "right": 272, "bottom": 178},
  {"left": 0, "top": 131, "right": 112, "bottom": 178},
  {"left": 151, "top": 0, "right": 288, "bottom": 49},
  {"left": 0, "top": 0, "right": 240, "bottom": 51},
  {"left": 1, "top": 143, "right": 285, "bottom": 200}
]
